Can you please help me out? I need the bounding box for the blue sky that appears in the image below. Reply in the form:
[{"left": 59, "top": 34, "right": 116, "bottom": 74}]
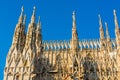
[{"left": 0, "top": 0, "right": 120, "bottom": 79}]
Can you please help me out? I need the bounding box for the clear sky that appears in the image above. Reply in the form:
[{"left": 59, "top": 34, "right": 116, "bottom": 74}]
[{"left": 0, "top": 0, "right": 120, "bottom": 79}]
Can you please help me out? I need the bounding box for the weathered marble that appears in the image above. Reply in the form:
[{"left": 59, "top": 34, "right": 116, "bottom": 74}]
[{"left": 4, "top": 7, "right": 120, "bottom": 80}]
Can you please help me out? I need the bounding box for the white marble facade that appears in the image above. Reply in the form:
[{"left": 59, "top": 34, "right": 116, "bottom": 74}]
[{"left": 4, "top": 7, "right": 120, "bottom": 80}]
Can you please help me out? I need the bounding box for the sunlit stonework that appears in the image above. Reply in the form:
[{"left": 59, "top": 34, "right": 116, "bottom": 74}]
[{"left": 4, "top": 6, "right": 120, "bottom": 80}]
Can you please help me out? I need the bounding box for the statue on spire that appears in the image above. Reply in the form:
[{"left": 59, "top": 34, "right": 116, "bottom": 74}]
[
  {"left": 113, "top": 9, "right": 117, "bottom": 20},
  {"left": 72, "top": 11, "right": 76, "bottom": 29},
  {"left": 21, "top": 6, "right": 24, "bottom": 16},
  {"left": 72, "top": 11, "right": 76, "bottom": 22},
  {"left": 31, "top": 6, "right": 36, "bottom": 23},
  {"left": 33, "top": 6, "right": 36, "bottom": 15}
]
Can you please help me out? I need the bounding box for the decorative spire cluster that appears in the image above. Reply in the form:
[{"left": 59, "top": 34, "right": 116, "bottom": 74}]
[
  {"left": 4, "top": 7, "right": 120, "bottom": 80},
  {"left": 12, "top": 7, "right": 120, "bottom": 53},
  {"left": 25, "top": 6, "right": 41, "bottom": 47},
  {"left": 98, "top": 9, "right": 120, "bottom": 51},
  {"left": 12, "top": 6, "right": 42, "bottom": 54}
]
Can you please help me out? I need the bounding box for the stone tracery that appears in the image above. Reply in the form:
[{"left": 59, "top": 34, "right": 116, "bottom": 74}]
[{"left": 4, "top": 7, "right": 120, "bottom": 80}]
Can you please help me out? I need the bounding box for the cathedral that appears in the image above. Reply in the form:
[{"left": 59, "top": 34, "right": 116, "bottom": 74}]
[{"left": 4, "top": 6, "right": 120, "bottom": 80}]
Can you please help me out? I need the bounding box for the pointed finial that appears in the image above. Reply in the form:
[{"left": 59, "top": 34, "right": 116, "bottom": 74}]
[
  {"left": 37, "top": 16, "right": 41, "bottom": 30},
  {"left": 113, "top": 9, "right": 118, "bottom": 22},
  {"left": 98, "top": 14, "right": 102, "bottom": 27},
  {"left": 31, "top": 6, "right": 36, "bottom": 23},
  {"left": 98, "top": 14, "right": 101, "bottom": 19},
  {"left": 73, "top": 11, "right": 75, "bottom": 15},
  {"left": 72, "top": 11, "right": 76, "bottom": 22},
  {"left": 105, "top": 22, "right": 110, "bottom": 39},
  {"left": 21, "top": 6, "right": 24, "bottom": 16},
  {"left": 113, "top": 9, "right": 116, "bottom": 16},
  {"left": 113, "top": 9, "right": 119, "bottom": 31},
  {"left": 33, "top": 6, "right": 36, "bottom": 15},
  {"left": 18, "top": 6, "right": 24, "bottom": 24},
  {"left": 98, "top": 14, "right": 104, "bottom": 40},
  {"left": 105, "top": 22, "right": 108, "bottom": 29},
  {"left": 113, "top": 9, "right": 117, "bottom": 23},
  {"left": 38, "top": 16, "right": 40, "bottom": 24},
  {"left": 72, "top": 11, "right": 76, "bottom": 29},
  {"left": 23, "top": 15, "right": 26, "bottom": 25}
]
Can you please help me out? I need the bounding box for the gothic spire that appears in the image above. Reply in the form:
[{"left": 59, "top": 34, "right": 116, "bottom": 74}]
[
  {"left": 98, "top": 14, "right": 102, "bottom": 28},
  {"left": 24, "top": 6, "right": 36, "bottom": 50},
  {"left": 36, "top": 16, "right": 42, "bottom": 57},
  {"left": 23, "top": 15, "right": 26, "bottom": 25},
  {"left": 113, "top": 9, "right": 120, "bottom": 49},
  {"left": 98, "top": 14, "right": 104, "bottom": 40},
  {"left": 71, "top": 11, "right": 78, "bottom": 55},
  {"left": 72, "top": 11, "right": 76, "bottom": 30},
  {"left": 37, "top": 16, "right": 41, "bottom": 32},
  {"left": 98, "top": 14, "right": 105, "bottom": 50},
  {"left": 31, "top": 6, "right": 36, "bottom": 23},
  {"left": 72, "top": 11, "right": 78, "bottom": 39},
  {"left": 36, "top": 16, "right": 42, "bottom": 42},
  {"left": 105, "top": 22, "right": 110, "bottom": 40},
  {"left": 113, "top": 9, "right": 119, "bottom": 32},
  {"left": 105, "top": 22, "right": 112, "bottom": 52},
  {"left": 12, "top": 6, "right": 25, "bottom": 46},
  {"left": 18, "top": 6, "right": 24, "bottom": 24}
]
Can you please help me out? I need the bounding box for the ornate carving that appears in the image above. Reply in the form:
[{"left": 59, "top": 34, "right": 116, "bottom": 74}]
[{"left": 4, "top": 7, "right": 120, "bottom": 80}]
